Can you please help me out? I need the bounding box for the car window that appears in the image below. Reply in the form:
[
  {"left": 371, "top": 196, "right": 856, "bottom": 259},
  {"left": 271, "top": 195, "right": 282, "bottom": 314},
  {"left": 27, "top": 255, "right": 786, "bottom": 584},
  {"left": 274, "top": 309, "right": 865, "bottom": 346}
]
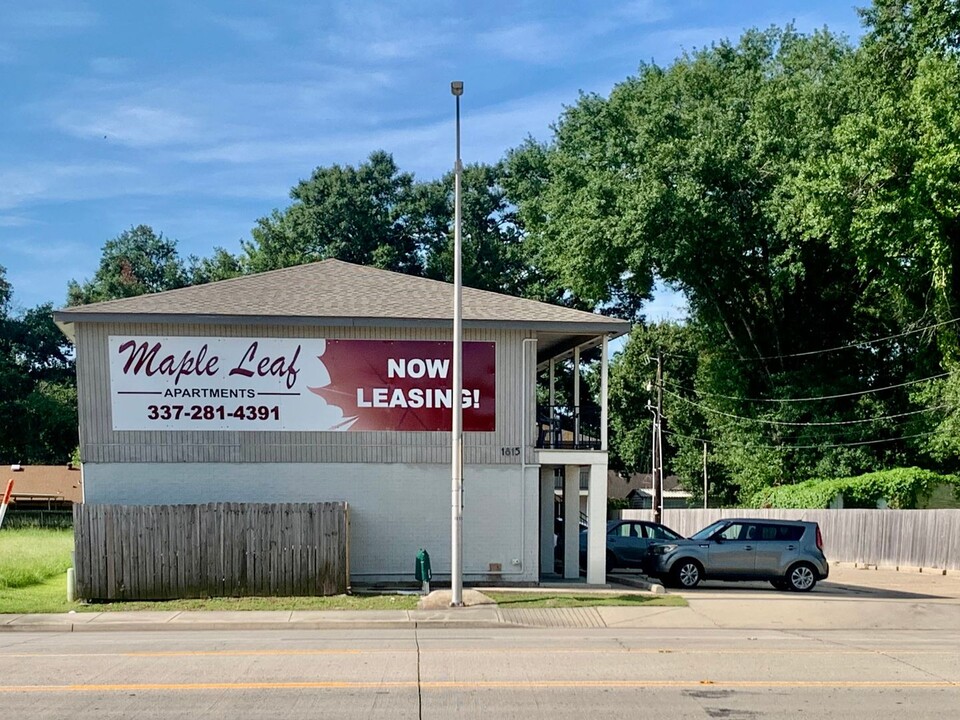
[
  {"left": 718, "top": 523, "right": 745, "bottom": 540},
  {"left": 691, "top": 520, "right": 728, "bottom": 540},
  {"left": 646, "top": 524, "right": 682, "bottom": 540},
  {"left": 609, "top": 523, "right": 639, "bottom": 538},
  {"left": 759, "top": 525, "right": 779, "bottom": 541},
  {"left": 772, "top": 524, "right": 804, "bottom": 541}
]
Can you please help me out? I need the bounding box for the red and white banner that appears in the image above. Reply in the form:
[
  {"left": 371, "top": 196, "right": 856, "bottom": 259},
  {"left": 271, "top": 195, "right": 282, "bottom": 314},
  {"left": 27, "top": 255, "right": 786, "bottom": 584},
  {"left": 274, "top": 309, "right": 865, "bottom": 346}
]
[{"left": 108, "top": 336, "right": 496, "bottom": 432}]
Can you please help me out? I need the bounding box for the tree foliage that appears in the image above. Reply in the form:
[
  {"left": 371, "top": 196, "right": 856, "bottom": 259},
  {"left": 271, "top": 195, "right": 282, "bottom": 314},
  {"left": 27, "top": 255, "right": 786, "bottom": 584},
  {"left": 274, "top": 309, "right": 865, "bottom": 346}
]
[
  {"left": 509, "top": 2, "right": 960, "bottom": 502},
  {"left": 747, "top": 467, "right": 959, "bottom": 509},
  {"left": 67, "top": 225, "right": 188, "bottom": 306},
  {"left": 0, "top": 266, "right": 77, "bottom": 464},
  {"left": 243, "top": 151, "right": 421, "bottom": 275}
]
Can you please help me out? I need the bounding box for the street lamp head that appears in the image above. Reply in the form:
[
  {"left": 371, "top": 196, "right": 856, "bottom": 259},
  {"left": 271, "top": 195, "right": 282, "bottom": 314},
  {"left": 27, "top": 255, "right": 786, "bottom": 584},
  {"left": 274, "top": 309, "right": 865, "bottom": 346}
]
[{"left": 450, "top": 81, "right": 464, "bottom": 96}]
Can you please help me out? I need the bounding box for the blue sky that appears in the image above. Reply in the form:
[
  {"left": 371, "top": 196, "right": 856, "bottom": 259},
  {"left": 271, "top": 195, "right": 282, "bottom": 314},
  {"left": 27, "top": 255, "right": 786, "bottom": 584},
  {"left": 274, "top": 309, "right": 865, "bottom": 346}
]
[{"left": 0, "top": 1, "right": 866, "bottom": 315}]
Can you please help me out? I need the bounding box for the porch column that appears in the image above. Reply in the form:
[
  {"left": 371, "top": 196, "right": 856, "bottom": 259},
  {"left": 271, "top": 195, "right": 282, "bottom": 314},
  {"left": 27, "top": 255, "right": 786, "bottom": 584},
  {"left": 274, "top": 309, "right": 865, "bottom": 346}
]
[
  {"left": 549, "top": 359, "right": 556, "bottom": 435},
  {"left": 539, "top": 466, "right": 556, "bottom": 575},
  {"left": 563, "top": 464, "right": 580, "bottom": 579},
  {"left": 586, "top": 462, "right": 608, "bottom": 584},
  {"left": 573, "top": 346, "right": 581, "bottom": 442},
  {"left": 601, "top": 336, "right": 609, "bottom": 451}
]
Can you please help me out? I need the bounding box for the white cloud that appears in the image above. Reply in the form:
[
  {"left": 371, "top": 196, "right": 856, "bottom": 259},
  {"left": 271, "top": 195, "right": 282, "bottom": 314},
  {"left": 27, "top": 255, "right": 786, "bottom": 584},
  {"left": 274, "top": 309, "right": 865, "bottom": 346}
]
[
  {"left": 477, "top": 22, "right": 570, "bottom": 65},
  {"left": 176, "top": 90, "right": 565, "bottom": 182},
  {"left": 2, "top": 236, "right": 85, "bottom": 263},
  {"left": 321, "top": 3, "right": 456, "bottom": 63},
  {"left": 56, "top": 105, "right": 201, "bottom": 147},
  {"left": 615, "top": 0, "right": 674, "bottom": 24},
  {"left": 0, "top": 214, "right": 36, "bottom": 228},
  {"left": 0, "top": 162, "right": 139, "bottom": 210},
  {"left": 211, "top": 15, "right": 280, "bottom": 44}
]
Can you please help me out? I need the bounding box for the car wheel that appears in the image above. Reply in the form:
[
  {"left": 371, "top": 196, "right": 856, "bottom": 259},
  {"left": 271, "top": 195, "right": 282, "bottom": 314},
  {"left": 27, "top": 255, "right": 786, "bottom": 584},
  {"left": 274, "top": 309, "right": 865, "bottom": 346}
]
[
  {"left": 786, "top": 562, "right": 817, "bottom": 592},
  {"left": 672, "top": 559, "right": 702, "bottom": 589},
  {"left": 770, "top": 579, "right": 788, "bottom": 591},
  {"left": 606, "top": 551, "right": 617, "bottom": 573}
]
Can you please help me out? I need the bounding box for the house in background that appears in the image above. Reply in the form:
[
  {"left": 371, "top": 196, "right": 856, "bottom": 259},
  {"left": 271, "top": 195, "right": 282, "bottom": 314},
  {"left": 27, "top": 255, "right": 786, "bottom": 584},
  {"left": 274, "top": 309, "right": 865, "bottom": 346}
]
[
  {"left": 608, "top": 471, "right": 693, "bottom": 510},
  {"left": 5, "top": 464, "right": 83, "bottom": 510}
]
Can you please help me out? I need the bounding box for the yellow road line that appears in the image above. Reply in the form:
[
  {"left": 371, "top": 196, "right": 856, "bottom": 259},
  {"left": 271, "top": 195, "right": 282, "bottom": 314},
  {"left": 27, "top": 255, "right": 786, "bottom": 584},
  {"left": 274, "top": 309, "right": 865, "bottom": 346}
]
[{"left": 1, "top": 679, "right": 958, "bottom": 693}]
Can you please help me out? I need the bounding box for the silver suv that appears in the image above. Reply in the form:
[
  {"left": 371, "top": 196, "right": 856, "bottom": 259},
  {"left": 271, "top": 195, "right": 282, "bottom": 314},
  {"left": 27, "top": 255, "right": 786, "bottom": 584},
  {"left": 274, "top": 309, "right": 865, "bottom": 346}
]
[{"left": 643, "top": 518, "right": 829, "bottom": 592}]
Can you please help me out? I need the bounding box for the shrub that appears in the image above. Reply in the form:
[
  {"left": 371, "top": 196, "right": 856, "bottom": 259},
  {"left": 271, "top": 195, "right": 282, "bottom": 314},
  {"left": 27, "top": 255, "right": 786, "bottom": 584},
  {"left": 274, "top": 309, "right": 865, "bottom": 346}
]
[{"left": 746, "top": 468, "right": 960, "bottom": 509}]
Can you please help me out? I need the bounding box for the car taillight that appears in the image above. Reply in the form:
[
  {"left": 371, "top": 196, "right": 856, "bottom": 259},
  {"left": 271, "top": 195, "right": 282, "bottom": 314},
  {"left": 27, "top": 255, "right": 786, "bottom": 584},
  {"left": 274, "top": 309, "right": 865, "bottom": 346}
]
[{"left": 815, "top": 525, "right": 823, "bottom": 551}]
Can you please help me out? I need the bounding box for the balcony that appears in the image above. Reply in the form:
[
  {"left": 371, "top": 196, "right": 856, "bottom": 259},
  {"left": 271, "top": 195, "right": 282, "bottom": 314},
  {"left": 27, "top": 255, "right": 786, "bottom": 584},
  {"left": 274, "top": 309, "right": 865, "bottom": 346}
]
[{"left": 536, "top": 404, "right": 601, "bottom": 450}]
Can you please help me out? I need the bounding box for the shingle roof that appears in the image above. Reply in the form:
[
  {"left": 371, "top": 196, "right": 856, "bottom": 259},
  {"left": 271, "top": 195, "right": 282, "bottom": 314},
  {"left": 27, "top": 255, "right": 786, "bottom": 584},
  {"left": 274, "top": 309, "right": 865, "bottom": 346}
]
[
  {"left": 608, "top": 471, "right": 689, "bottom": 500},
  {"left": 53, "top": 259, "right": 630, "bottom": 334},
  {"left": 6, "top": 465, "right": 83, "bottom": 504}
]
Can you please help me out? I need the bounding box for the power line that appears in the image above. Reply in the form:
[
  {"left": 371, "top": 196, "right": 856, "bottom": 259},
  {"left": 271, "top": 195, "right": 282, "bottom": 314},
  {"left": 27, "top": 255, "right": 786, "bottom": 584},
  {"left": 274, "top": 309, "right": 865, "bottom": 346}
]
[
  {"left": 662, "top": 427, "right": 940, "bottom": 451},
  {"left": 662, "top": 387, "right": 952, "bottom": 427},
  {"left": 662, "top": 371, "right": 953, "bottom": 403},
  {"left": 659, "top": 316, "right": 960, "bottom": 363}
]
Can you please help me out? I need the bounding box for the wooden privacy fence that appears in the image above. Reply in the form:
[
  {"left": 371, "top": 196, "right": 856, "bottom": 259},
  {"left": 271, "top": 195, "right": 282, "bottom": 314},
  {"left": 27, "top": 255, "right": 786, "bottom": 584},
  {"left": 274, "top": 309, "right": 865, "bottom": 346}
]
[
  {"left": 620, "top": 508, "right": 960, "bottom": 572},
  {"left": 73, "top": 502, "right": 349, "bottom": 601}
]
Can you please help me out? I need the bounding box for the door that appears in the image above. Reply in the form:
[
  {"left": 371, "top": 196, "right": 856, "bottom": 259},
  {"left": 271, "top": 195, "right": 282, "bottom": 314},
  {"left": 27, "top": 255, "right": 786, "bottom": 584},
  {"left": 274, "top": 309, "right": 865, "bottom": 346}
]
[
  {"left": 607, "top": 521, "right": 648, "bottom": 567},
  {"left": 707, "top": 522, "right": 758, "bottom": 577},
  {"left": 753, "top": 523, "right": 804, "bottom": 576}
]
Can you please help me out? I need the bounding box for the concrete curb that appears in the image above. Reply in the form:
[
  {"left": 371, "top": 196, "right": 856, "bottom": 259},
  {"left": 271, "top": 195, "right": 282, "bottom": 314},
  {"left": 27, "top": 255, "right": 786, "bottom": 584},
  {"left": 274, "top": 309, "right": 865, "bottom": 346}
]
[
  {"left": 606, "top": 574, "right": 667, "bottom": 594},
  {"left": 0, "top": 620, "right": 507, "bottom": 633}
]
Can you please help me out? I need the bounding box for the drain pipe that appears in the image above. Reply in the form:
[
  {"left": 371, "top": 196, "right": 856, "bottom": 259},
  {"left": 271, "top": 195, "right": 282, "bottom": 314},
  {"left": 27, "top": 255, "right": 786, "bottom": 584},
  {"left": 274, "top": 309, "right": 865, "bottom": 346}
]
[{"left": 518, "top": 337, "right": 538, "bottom": 576}]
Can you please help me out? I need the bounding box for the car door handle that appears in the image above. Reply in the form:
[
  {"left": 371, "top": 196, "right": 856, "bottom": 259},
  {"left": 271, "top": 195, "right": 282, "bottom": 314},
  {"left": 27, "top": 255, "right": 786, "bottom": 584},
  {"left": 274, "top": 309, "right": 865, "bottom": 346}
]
[
  {"left": 786, "top": 545, "right": 796, "bottom": 550},
  {"left": 744, "top": 546, "right": 753, "bottom": 551}
]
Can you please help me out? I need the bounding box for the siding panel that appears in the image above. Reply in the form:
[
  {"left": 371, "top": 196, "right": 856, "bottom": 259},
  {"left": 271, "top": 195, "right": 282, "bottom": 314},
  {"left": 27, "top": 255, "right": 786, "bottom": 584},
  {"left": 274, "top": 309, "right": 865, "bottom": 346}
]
[{"left": 77, "top": 322, "right": 535, "bottom": 465}]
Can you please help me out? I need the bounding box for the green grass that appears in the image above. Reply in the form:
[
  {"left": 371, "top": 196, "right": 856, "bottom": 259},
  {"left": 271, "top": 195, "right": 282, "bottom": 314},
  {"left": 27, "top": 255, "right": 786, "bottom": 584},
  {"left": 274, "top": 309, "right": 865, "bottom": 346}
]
[
  {"left": 0, "top": 527, "right": 73, "bottom": 589},
  {"left": 0, "top": 574, "right": 76, "bottom": 614},
  {"left": 0, "top": 527, "right": 686, "bottom": 613},
  {"left": 485, "top": 592, "right": 687, "bottom": 608}
]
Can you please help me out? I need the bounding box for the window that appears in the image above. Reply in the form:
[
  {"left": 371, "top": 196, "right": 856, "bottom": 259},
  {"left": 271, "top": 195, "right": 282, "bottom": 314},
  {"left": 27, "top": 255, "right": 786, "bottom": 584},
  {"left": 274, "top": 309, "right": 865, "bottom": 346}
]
[
  {"left": 754, "top": 524, "right": 803, "bottom": 541},
  {"left": 610, "top": 522, "right": 642, "bottom": 538},
  {"left": 718, "top": 523, "right": 745, "bottom": 541},
  {"left": 646, "top": 524, "right": 681, "bottom": 540}
]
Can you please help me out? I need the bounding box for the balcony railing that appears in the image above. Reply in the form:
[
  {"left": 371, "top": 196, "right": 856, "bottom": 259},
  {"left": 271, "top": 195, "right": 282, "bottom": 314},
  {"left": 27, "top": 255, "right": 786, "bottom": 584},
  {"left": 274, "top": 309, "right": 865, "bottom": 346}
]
[{"left": 536, "top": 404, "right": 601, "bottom": 450}]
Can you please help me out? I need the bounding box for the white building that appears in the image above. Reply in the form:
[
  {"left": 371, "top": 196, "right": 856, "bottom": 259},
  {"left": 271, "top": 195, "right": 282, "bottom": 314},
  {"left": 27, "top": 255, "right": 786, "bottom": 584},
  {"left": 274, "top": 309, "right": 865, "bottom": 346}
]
[{"left": 54, "top": 260, "right": 629, "bottom": 585}]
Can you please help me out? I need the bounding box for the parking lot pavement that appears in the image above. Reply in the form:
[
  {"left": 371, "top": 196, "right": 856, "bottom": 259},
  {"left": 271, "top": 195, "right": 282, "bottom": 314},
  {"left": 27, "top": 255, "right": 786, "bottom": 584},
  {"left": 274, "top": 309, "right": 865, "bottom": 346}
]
[
  {"left": 673, "top": 563, "right": 960, "bottom": 600},
  {"left": 597, "top": 563, "right": 960, "bottom": 631}
]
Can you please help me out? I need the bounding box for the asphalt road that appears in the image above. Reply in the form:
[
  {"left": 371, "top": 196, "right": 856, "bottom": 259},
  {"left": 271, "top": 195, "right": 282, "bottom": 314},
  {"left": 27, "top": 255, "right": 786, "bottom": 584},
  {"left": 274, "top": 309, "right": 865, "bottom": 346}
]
[{"left": 2, "top": 626, "right": 958, "bottom": 719}]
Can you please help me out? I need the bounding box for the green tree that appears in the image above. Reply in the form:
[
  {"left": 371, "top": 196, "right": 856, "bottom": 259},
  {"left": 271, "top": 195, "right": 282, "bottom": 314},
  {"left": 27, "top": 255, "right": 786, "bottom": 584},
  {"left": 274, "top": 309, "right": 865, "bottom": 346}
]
[
  {"left": 67, "top": 225, "right": 188, "bottom": 305},
  {"left": 0, "top": 266, "right": 77, "bottom": 464},
  {"left": 507, "top": 20, "right": 958, "bottom": 500},
  {"left": 187, "top": 247, "right": 244, "bottom": 285},
  {"left": 243, "top": 151, "right": 421, "bottom": 275},
  {"left": 411, "top": 162, "right": 545, "bottom": 298}
]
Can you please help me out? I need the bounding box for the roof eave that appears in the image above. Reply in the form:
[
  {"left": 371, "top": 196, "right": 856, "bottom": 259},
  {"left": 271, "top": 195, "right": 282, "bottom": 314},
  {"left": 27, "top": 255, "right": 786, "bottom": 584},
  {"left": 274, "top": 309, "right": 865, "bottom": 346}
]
[{"left": 51, "top": 311, "right": 631, "bottom": 337}]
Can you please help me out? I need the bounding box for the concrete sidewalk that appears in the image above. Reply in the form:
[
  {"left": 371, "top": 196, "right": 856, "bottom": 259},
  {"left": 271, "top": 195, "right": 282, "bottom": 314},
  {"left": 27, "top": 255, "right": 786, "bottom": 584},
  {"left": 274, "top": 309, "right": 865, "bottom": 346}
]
[{"left": 3, "top": 564, "right": 958, "bottom": 633}]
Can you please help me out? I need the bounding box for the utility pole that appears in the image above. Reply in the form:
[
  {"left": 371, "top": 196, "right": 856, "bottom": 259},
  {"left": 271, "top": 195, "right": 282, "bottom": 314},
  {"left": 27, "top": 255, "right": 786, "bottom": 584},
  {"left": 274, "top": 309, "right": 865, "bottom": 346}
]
[
  {"left": 653, "top": 353, "right": 663, "bottom": 524},
  {"left": 703, "top": 442, "right": 708, "bottom": 509}
]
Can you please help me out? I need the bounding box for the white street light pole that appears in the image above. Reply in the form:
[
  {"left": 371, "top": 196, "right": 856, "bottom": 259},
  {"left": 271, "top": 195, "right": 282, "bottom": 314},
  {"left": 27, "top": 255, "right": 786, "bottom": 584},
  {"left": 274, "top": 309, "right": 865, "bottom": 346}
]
[{"left": 450, "top": 80, "right": 464, "bottom": 607}]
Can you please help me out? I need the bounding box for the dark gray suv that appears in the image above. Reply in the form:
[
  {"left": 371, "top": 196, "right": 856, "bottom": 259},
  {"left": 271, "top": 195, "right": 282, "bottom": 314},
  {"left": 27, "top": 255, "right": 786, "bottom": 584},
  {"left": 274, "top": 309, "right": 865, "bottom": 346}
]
[{"left": 642, "top": 518, "right": 829, "bottom": 592}]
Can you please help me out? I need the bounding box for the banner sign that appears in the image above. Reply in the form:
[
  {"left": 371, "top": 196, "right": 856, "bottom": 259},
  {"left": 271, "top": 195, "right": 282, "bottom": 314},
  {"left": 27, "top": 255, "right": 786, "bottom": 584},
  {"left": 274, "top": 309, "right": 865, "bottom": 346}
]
[{"left": 108, "top": 336, "right": 496, "bottom": 432}]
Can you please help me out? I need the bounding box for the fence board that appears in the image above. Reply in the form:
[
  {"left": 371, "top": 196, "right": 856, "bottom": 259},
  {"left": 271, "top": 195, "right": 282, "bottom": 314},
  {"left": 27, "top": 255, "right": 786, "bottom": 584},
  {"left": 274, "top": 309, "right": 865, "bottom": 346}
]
[
  {"left": 620, "top": 508, "right": 960, "bottom": 571},
  {"left": 73, "top": 502, "right": 348, "bottom": 601}
]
